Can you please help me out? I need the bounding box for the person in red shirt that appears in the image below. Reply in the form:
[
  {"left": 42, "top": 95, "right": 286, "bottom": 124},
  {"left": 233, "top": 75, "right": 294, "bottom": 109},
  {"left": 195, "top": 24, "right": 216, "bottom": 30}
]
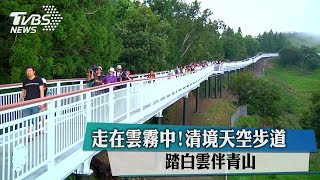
[{"left": 148, "top": 70, "right": 155, "bottom": 78}]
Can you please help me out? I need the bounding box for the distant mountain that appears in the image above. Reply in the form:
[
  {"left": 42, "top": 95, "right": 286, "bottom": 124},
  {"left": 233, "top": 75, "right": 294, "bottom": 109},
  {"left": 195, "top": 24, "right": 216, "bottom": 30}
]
[{"left": 283, "top": 32, "right": 320, "bottom": 50}]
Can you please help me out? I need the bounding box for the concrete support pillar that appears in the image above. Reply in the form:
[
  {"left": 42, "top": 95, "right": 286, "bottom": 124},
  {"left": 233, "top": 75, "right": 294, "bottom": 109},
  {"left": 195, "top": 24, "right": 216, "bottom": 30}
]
[
  {"left": 205, "top": 80, "right": 209, "bottom": 99},
  {"left": 183, "top": 96, "right": 188, "bottom": 125},
  {"left": 195, "top": 87, "right": 200, "bottom": 113},
  {"left": 219, "top": 74, "right": 223, "bottom": 98},
  {"left": 208, "top": 77, "right": 212, "bottom": 98},
  {"left": 214, "top": 75, "right": 217, "bottom": 98},
  {"left": 154, "top": 110, "right": 163, "bottom": 124},
  {"left": 227, "top": 71, "right": 230, "bottom": 92}
]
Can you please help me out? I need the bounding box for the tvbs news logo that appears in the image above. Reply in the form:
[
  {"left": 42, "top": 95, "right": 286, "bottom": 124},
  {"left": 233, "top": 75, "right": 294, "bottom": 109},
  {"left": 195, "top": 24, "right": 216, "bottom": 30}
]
[{"left": 10, "top": 5, "right": 63, "bottom": 34}]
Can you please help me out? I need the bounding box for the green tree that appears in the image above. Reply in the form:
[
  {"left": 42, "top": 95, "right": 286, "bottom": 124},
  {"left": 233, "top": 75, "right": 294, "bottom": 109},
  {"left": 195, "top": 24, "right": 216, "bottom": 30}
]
[
  {"left": 234, "top": 32, "right": 248, "bottom": 59},
  {"left": 1, "top": 0, "right": 122, "bottom": 82},
  {"left": 230, "top": 72, "right": 282, "bottom": 118},
  {"left": 184, "top": 8, "right": 224, "bottom": 62},
  {"left": 0, "top": 0, "right": 294, "bottom": 84},
  {"left": 116, "top": 5, "right": 170, "bottom": 73},
  {"left": 244, "top": 35, "right": 260, "bottom": 57},
  {"left": 258, "top": 31, "right": 290, "bottom": 52},
  {"left": 279, "top": 46, "right": 303, "bottom": 66},
  {"left": 300, "top": 90, "right": 320, "bottom": 144},
  {"left": 222, "top": 36, "right": 239, "bottom": 60},
  {"left": 146, "top": 0, "right": 225, "bottom": 65},
  {"left": 300, "top": 46, "right": 320, "bottom": 70},
  {"left": 223, "top": 26, "right": 234, "bottom": 37},
  {"left": 230, "top": 72, "right": 256, "bottom": 105},
  {"left": 144, "top": 0, "right": 180, "bottom": 66},
  {"left": 248, "top": 78, "right": 282, "bottom": 118},
  {"left": 222, "top": 30, "right": 247, "bottom": 60}
]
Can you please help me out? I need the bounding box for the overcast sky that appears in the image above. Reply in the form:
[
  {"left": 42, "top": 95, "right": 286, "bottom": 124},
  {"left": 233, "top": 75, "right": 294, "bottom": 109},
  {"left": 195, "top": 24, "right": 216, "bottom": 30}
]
[{"left": 185, "top": 0, "right": 320, "bottom": 36}]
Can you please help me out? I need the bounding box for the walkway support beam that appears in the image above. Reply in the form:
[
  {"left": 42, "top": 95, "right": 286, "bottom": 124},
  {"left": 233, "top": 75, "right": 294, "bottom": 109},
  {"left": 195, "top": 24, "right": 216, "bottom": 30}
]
[
  {"left": 208, "top": 77, "right": 212, "bottom": 98},
  {"left": 183, "top": 96, "right": 188, "bottom": 125},
  {"left": 205, "top": 79, "right": 209, "bottom": 99},
  {"left": 219, "top": 74, "right": 223, "bottom": 98},
  {"left": 156, "top": 117, "right": 163, "bottom": 125},
  {"left": 227, "top": 71, "right": 230, "bottom": 92},
  {"left": 195, "top": 87, "right": 200, "bottom": 113},
  {"left": 155, "top": 110, "right": 163, "bottom": 125},
  {"left": 214, "top": 75, "right": 217, "bottom": 98}
]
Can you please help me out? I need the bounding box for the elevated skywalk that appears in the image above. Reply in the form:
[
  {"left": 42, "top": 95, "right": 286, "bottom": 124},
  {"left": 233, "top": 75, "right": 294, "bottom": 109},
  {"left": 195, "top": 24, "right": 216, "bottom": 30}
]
[{"left": 0, "top": 53, "right": 278, "bottom": 180}]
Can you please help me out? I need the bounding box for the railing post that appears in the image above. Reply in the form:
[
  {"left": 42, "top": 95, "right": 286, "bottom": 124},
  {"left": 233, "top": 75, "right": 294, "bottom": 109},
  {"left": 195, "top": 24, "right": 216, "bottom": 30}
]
[
  {"left": 86, "top": 92, "right": 92, "bottom": 122},
  {"left": 127, "top": 82, "right": 131, "bottom": 119},
  {"left": 80, "top": 80, "right": 84, "bottom": 90},
  {"left": 47, "top": 100, "right": 56, "bottom": 169},
  {"left": 140, "top": 82, "right": 144, "bottom": 112},
  {"left": 183, "top": 95, "right": 188, "bottom": 125},
  {"left": 56, "top": 82, "right": 61, "bottom": 94},
  {"left": 79, "top": 81, "right": 84, "bottom": 102},
  {"left": 109, "top": 87, "right": 114, "bottom": 123}
]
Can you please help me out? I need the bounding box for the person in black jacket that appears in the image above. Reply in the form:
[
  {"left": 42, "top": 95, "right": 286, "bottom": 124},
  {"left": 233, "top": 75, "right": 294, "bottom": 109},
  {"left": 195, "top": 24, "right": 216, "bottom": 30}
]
[
  {"left": 92, "top": 66, "right": 105, "bottom": 87},
  {"left": 120, "top": 70, "right": 132, "bottom": 88}
]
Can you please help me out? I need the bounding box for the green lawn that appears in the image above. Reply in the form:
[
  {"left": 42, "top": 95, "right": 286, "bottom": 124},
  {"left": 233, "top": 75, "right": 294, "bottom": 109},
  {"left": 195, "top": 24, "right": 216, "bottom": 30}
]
[
  {"left": 230, "top": 62, "right": 320, "bottom": 179},
  {"left": 191, "top": 98, "right": 237, "bottom": 127},
  {"left": 264, "top": 63, "right": 320, "bottom": 129},
  {"left": 265, "top": 63, "right": 320, "bottom": 105}
]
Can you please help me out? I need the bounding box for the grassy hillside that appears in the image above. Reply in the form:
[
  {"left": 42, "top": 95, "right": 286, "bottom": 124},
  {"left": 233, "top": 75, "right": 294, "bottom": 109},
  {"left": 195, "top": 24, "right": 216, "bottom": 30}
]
[
  {"left": 265, "top": 63, "right": 320, "bottom": 94},
  {"left": 264, "top": 62, "right": 320, "bottom": 128},
  {"left": 266, "top": 60, "right": 320, "bottom": 170},
  {"left": 232, "top": 60, "right": 320, "bottom": 179}
]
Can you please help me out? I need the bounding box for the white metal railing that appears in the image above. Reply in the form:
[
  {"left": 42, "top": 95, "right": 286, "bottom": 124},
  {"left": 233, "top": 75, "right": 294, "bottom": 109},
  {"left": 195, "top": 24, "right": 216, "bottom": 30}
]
[
  {"left": 0, "top": 61, "right": 224, "bottom": 108},
  {"left": 0, "top": 53, "right": 278, "bottom": 180},
  {"left": 0, "top": 69, "right": 193, "bottom": 108},
  {"left": 0, "top": 64, "right": 217, "bottom": 180},
  {"left": 0, "top": 53, "right": 279, "bottom": 108},
  {"left": 0, "top": 79, "right": 87, "bottom": 107},
  {"left": 222, "top": 53, "right": 278, "bottom": 71}
]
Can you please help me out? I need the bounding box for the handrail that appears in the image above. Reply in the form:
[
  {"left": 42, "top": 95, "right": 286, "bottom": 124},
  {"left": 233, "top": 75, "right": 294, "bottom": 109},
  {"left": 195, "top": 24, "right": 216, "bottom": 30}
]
[
  {"left": 0, "top": 53, "right": 278, "bottom": 108},
  {"left": 0, "top": 53, "right": 278, "bottom": 90},
  {"left": 0, "top": 78, "right": 86, "bottom": 90},
  {"left": 0, "top": 69, "right": 203, "bottom": 112}
]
